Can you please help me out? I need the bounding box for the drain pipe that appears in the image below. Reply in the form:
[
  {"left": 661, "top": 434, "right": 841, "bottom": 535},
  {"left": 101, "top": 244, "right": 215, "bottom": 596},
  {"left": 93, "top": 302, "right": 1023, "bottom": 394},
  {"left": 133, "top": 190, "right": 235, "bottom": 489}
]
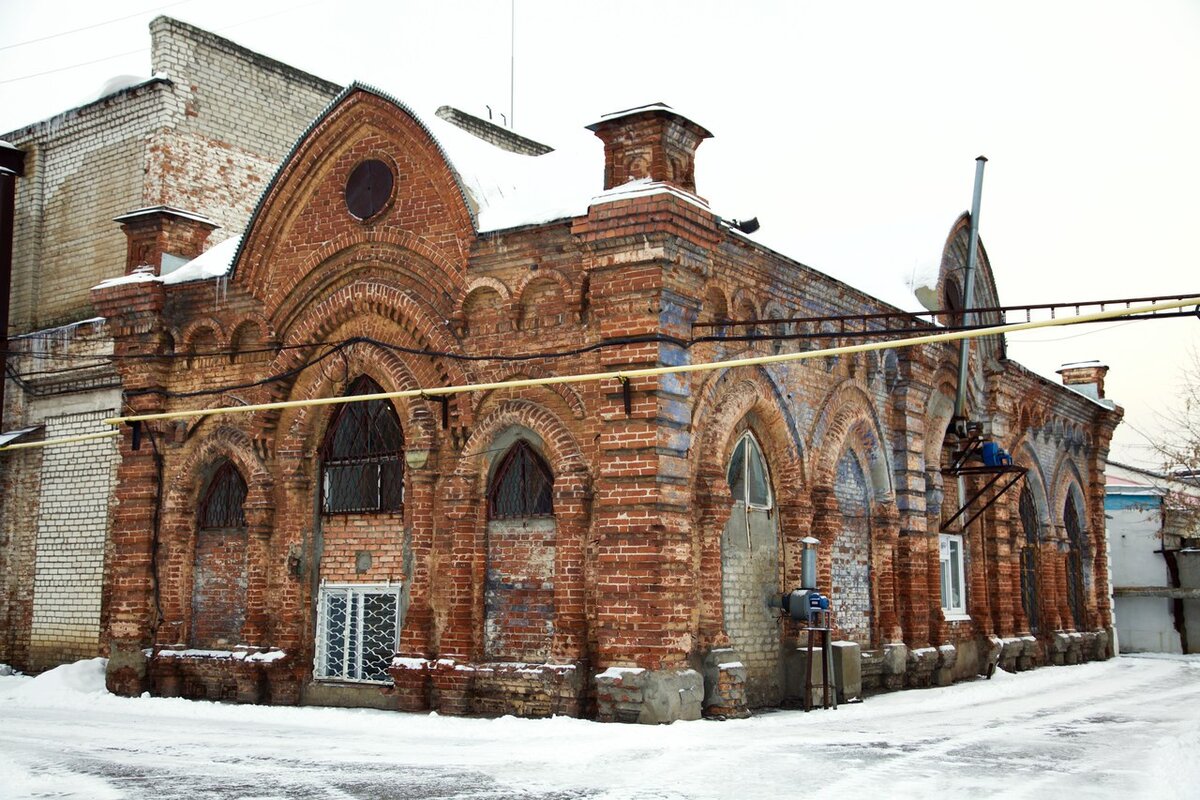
[{"left": 954, "top": 156, "right": 988, "bottom": 421}]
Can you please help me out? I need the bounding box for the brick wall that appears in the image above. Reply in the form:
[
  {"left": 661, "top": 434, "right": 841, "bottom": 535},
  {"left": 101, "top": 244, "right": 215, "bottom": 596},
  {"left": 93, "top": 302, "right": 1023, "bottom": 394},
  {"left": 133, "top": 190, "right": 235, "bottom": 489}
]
[
  {"left": 832, "top": 449, "right": 872, "bottom": 647},
  {"left": 485, "top": 519, "right": 556, "bottom": 662},
  {"left": 190, "top": 528, "right": 248, "bottom": 648},
  {"left": 321, "top": 513, "right": 407, "bottom": 584},
  {"left": 27, "top": 410, "right": 118, "bottom": 669},
  {"left": 720, "top": 505, "right": 782, "bottom": 707},
  {"left": 6, "top": 86, "right": 167, "bottom": 331},
  {"left": 2, "top": 17, "right": 338, "bottom": 334},
  {"left": 146, "top": 17, "right": 340, "bottom": 240},
  {"left": 0, "top": 445, "right": 43, "bottom": 668}
]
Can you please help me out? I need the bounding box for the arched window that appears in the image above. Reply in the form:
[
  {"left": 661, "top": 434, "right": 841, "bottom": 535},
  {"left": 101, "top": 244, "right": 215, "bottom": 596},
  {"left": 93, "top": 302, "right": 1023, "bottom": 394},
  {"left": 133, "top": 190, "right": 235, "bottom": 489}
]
[
  {"left": 193, "top": 458, "right": 248, "bottom": 649},
  {"left": 1019, "top": 483, "right": 1041, "bottom": 633},
  {"left": 1065, "top": 494, "right": 1087, "bottom": 629},
  {"left": 198, "top": 459, "right": 247, "bottom": 529},
  {"left": 488, "top": 440, "right": 553, "bottom": 519},
  {"left": 727, "top": 431, "right": 771, "bottom": 509},
  {"left": 944, "top": 278, "right": 964, "bottom": 329},
  {"left": 322, "top": 375, "right": 404, "bottom": 514}
]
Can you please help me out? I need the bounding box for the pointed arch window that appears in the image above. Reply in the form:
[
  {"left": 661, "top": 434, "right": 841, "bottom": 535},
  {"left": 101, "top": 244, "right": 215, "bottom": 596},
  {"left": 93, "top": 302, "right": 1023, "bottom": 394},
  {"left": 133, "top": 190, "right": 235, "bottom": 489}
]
[
  {"left": 944, "top": 278, "right": 964, "bottom": 329},
  {"left": 488, "top": 440, "right": 554, "bottom": 519},
  {"left": 1065, "top": 494, "right": 1087, "bottom": 629},
  {"left": 198, "top": 459, "right": 247, "bottom": 529},
  {"left": 322, "top": 376, "right": 404, "bottom": 514},
  {"left": 727, "top": 432, "right": 772, "bottom": 509}
]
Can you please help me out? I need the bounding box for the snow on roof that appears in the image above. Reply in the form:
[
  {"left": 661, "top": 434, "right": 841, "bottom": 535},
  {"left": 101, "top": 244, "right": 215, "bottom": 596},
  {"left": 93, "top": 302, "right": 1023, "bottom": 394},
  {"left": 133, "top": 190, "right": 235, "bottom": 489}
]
[
  {"left": 162, "top": 234, "right": 241, "bottom": 285},
  {"left": 91, "top": 267, "right": 160, "bottom": 291},
  {"left": 1059, "top": 360, "right": 1109, "bottom": 370},
  {"left": 89, "top": 234, "right": 242, "bottom": 292},
  {"left": 409, "top": 103, "right": 601, "bottom": 232},
  {"left": 589, "top": 177, "right": 710, "bottom": 211},
  {"left": 597, "top": 101, "right": 677, "bottom": 121},
  {"left": 587, "top": 101, "right": 713, "bottom": 136},
  {"left": 86, "top": 86, "right": 941, "bottom": 313},
  {"left": 410, "top": 98, "right": 936, "bottom": 309},
  {"left": 113, "top": 205, "right": 216, "bottom": 226}
]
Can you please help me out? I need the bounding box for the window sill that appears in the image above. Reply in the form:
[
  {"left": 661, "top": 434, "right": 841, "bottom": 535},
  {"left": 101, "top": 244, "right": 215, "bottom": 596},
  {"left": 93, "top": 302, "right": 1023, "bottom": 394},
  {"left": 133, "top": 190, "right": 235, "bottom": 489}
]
[
  {"left": 942, "top": 613, "right": 972, "bottom": 622},
  {"left": 313, "top": 677, "right": 392, "bottom": 686}
]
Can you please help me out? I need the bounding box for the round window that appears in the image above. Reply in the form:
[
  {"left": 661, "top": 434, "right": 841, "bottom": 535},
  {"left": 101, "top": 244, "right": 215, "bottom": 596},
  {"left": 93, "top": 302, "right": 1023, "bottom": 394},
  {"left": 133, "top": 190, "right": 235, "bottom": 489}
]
[{"left": 345, "top": 159, "right": 394, "bottom": 220}]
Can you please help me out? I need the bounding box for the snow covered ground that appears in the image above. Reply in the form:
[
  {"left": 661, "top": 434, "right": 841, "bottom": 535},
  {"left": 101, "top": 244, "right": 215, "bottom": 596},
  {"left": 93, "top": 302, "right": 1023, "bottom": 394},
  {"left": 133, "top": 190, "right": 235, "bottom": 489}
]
[{"left": 2, "top": 655, "right": 1197, "bottom": 799}]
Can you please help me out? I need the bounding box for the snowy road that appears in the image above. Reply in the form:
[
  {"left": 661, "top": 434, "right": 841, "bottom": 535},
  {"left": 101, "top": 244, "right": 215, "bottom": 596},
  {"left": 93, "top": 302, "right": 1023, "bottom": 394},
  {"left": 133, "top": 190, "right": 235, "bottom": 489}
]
[{"left": 2, "top": 655, "right": 1198, "bottom": 799}]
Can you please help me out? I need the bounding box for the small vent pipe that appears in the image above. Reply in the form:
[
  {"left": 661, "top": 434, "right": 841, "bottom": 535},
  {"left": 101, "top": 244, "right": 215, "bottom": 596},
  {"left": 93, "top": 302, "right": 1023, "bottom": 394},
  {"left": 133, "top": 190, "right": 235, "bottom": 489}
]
[
  {"left": 801, "top": 536, "right": 819, "bottom": 590},
  {"left": 954, "top": 156, "right": 987, "bottom": 420}
]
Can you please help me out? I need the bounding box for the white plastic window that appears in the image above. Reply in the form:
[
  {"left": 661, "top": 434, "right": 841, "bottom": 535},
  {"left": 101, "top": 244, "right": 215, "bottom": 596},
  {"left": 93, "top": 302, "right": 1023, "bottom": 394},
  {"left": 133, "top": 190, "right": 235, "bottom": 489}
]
[
  {"left": 727, "top": 432, "right": 772, "bottom": 509},
  {"left": 315, "top": 583, "right": 401, "bottom": 683},
  {"left": 939, "top": 534, "right": 966, "bottom": 616}
]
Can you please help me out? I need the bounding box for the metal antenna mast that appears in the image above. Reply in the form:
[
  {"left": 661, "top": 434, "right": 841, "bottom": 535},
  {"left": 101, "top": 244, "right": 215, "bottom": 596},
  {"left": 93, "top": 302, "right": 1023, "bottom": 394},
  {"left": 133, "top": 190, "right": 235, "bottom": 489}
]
[{"left": 509, "top": 0, "right": 515, "bottom": 128}]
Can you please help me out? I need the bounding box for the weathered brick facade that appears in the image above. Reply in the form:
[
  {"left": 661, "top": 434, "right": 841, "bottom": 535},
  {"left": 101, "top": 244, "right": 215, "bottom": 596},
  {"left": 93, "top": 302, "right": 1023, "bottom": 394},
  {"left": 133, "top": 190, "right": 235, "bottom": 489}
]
[
  {"left": 0, "top": 17, "right": 339, "bottom": 672},
  {"left": 85, "top": 85, "right": 1121, "bottom": 723}
]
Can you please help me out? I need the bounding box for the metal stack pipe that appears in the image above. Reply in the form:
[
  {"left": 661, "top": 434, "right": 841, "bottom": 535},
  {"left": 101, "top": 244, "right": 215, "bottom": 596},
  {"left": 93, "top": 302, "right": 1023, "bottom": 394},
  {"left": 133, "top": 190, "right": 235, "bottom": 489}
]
[
  {"left": 801, "top": 536, "right": 819, "bottom": 590},
  {"left": 954, "top": 155, "right": 988, "bottom": 421}
]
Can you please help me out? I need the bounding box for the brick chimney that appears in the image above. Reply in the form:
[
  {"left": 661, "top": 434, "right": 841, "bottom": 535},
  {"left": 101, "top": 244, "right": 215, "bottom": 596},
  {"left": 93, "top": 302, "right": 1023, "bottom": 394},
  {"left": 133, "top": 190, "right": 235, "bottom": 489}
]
[
  {"left": 114, "top": 205, "right": 218, "bottom": 276},
  {"left": 586, "top": 103, "right": 712, "bottom": 195},
  {"left": 1057, "top": 360, "right": 1109, "bottom": 400}
]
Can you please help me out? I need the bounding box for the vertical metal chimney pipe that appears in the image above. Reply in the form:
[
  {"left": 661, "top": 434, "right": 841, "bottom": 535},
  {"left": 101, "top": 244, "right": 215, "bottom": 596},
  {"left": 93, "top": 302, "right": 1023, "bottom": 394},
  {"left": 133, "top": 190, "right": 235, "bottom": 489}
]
[
  {"left": 0, "top": 141, "right": 27, "bottom": 431},
  {"left": 953, "top": 156, "right": 987, "bottom": 420},
  {"left": 801, "top": 536, "right": 819, "bottom": 590}
]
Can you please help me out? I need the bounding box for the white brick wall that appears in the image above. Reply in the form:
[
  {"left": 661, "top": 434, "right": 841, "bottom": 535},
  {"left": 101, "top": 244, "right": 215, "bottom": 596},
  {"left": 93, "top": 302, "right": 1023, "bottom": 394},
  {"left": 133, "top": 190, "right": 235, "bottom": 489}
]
[
  {"left": 721, "top": 505, "right": 782, "bottom": 706},
  {"left": 832, "top": 449, "right": 872, "bottom": 647},
  {"left": 28, "top": 410, "right": 118, "bottom": 665}
]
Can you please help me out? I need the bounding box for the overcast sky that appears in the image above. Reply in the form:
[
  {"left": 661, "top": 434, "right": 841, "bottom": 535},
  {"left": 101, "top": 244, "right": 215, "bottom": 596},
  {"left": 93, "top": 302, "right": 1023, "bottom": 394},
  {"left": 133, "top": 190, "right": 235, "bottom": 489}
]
[{"left": 1, "top": 0, "right": 1197, "bottom": 467}]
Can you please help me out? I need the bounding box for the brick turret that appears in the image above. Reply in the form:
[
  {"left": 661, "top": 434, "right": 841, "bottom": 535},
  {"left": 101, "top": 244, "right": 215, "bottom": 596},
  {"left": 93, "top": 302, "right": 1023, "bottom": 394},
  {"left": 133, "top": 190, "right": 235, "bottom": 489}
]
[
  {"left": 115, "top": 206, "right": 218, "bottom": 276},
  {"left": 586, "top": 103, "right": 712, "bottom": 195},
  {"left": 1058, "top": 361, "right": 1110, "bottom": 400}
]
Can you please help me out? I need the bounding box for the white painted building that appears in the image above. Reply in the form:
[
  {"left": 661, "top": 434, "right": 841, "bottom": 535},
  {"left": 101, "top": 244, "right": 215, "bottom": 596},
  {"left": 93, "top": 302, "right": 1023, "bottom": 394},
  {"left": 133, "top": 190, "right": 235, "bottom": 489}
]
[{"left": 1106, "top": 461, "right": 1200, "bottom": 654}]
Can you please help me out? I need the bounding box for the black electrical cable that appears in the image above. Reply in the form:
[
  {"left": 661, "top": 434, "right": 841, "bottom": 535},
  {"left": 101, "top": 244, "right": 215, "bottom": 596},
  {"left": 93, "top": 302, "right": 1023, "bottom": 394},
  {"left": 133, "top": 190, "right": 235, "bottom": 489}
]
[{"left": 8, "top": 299, "right": 1186, "bottom": 405}]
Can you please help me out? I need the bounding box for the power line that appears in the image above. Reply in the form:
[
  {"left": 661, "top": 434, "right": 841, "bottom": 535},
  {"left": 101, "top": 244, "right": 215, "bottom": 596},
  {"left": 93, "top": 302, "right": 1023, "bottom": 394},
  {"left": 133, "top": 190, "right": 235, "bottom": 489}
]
[
  {"left": 5, "top": 292, "right": 1196, "bottom": 402},
  {"left": 0, "top": 47, "right": 148, "bottom": 86},
  {"left": 0, "top": 1, "right": 192, "bottom": 52},
  {"left": 0, "top": 0, "right": 326, "bottom": 87},
  {"left": 1007, "top": 319, "right": 1139, "bottom": 343},
  {"left": 106, "top": 295, "right": 1200, "bottom": 428},
  {"left": 5, "top": 296, "right": 1194, "bottom": 453},
  {"left": 9, "top": 288, "right": 1194, "bottom": 366}
]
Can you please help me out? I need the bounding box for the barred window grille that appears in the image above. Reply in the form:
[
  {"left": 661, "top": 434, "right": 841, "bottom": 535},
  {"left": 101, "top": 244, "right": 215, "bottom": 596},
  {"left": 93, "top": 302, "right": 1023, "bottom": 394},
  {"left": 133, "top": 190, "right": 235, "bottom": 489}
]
[
  {"left": 198, "top": 459, "right": 247, "bottom": 529},
  {"left": 1019, "top": 484, "right": 1040, "bottom": 632},
  {"left": 488, "top": 440, "right": 553, "bottom": 519},
  {"left": 315, "top": 584, "right": 401, "bottom": 683},
  {"left": 322, "top": 376, "right": 404, "bottom": 514},
  {"left": 1065, "top": 495, "right": 1086, "bottom": 629}
]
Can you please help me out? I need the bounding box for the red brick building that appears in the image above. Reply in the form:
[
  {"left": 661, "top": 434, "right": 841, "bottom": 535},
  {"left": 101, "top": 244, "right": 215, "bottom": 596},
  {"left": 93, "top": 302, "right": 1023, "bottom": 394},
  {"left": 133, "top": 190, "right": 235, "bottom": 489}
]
[{"left": 89, "top": 84, "right": 1121, "bottom": 723}]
